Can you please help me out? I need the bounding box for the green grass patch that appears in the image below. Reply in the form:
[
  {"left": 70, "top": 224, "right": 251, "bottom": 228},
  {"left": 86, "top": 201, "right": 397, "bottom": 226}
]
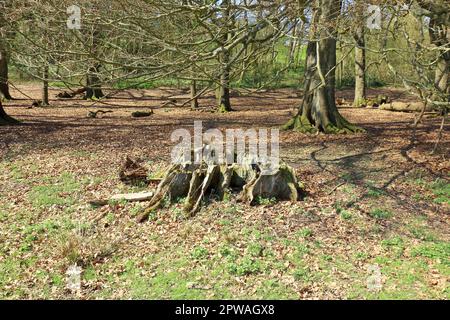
[
  {"left": 296, "top": 228, "right": 313, "bottom": 238},
  {"left": 191, "top": 246, "right": 209, "bottom": 260},
  {"left": 412, "top": 242, "right": 450, "bottom": 266},
  {"left": 369, "top": 208, "right": 393, "bottom": 220},
  {"left": 28, "top": 172, "right": 80, "bottom": 207},
  {"left": 431, "top": 179, "right": 450, "bottom": 205},
  {"left": 227, "top": 257, "right": 262, "bottom": 276}
]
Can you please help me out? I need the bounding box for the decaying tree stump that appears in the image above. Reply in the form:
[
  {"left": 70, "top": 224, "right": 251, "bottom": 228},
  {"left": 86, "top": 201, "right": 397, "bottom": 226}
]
[{"left": 137, "top": 159, "right": 303, "bottom": 222}]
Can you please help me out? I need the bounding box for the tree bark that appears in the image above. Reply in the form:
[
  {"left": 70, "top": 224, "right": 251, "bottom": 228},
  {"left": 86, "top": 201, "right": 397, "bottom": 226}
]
[
  {"left": 190, "top": 80, "right": 199, "bottom": 109},
  {"left": 217, "top": 58, "right": 232, "bottom": 112},
  {"left": 288, "top": 20, "right": 299, "bottom": 65},
  {"left": 0, "top": 47, "right": 12, "bottom": 100},
  {"left": 217, "top": 0, "right": 232, "bottom": 113},
  {"left": 353, "top": 2, "right": 366, "bottom": 107},
  {"left": 85, "top": 64, "right": 104, "bottom": 99},
  {"left": 283, "top": 0, "right": 364, "bottom": 134},
  {"left": 0, "top": 100, "right": 18, "bottom": 125},
  {"left": 42, "top": 64, "right": 49, "bottom": 106},
  {"left": 85, "top": 26, "right": 104, "bottom": 100},
  {"left": 430, "top": 20, "right": 449, "bottom": 103}
]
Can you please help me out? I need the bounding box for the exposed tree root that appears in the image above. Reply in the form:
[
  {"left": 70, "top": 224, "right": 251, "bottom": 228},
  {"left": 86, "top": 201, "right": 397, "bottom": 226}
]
[
  {"left": 218, "top": 103, "right": 233, "bottom": 113},
  {"left": 282, "top": 113, "right": 365, "bottom": 134},
  {"left": 0, "top": 102, "right": 19, "bottom": 126}
]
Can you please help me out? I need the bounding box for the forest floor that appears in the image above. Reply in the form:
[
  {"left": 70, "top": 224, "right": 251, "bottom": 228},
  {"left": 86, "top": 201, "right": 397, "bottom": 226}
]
[{"left": 0, "top": 84, "right": 449, "bottom": 299}]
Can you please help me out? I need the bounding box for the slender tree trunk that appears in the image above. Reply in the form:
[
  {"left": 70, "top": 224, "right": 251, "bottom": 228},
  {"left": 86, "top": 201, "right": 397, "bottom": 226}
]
[
  {"left": 42, "top": 64, "right": 49, "bottom": 106},
  {"left": 288, "top": 20, "right": 299, "bottom": 65},
  {"left": 353, "top": 13, "right": 366, "bottom": 107},
  {"left": 283, "top": 0, "right": 363, "bottom": 134},
  {"left": 190, "top": 80, "right": 199, "bottom": 109},
  {"left": 0, "top": 47, "right": 12, "bottom": 100},
  {"left": 337, "top": 42, "right": 343, "bottom": 88}
]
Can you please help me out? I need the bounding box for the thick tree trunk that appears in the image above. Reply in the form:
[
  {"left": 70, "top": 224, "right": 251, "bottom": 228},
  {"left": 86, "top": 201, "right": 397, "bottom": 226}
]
[
  {"left": 428, "top": 12, "right": 450, "bottom": 105},
  {"left": 0, "top": 48, "right": 12, "bottom": 100},
  {"left": 353, "top": 11, "right": 366, "bottom": 107},
  {"left": 435, "top": 56, "right": 449, "bottom": 98},
  {"left": 0, "top": 100, "right": 18, "bottom": 125},
  {"left": 85, "top": 64, "right": 104, "bottom": 99},
  {"left": 85, "top": 26, "right": 104, "bottom": 100},
  {"left": 283, "top": 0, "right": 363, "bottom": 134},
  {"left": 217, "top": 60, "right": 232, "bottom": 113},
  {"left": 217, "top": 0, "right": 232, "bottom": 113}
]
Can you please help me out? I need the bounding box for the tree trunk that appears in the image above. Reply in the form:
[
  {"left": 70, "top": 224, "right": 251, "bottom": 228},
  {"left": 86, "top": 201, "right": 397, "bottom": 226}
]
[
  {"left": 42, "top": 64, "right": 49, "bottom": 106},
  {"left": 430, "top": 21, "right": 449, "bottom": 103},
  {"left": 85, "top": 64, "right": 104, "bottom": 99},
  {"left": 217, "top": 59, "right": 232, "bottom": 112},
  {"left": 283, "top": 0, "right": 364, "bottom": 134},
  {"left": 85, "top": 26, "right": 104, "bottom": 100},
  {"left": 190, "top": 80, "right": 199, "bottom": 109},
  {"left": 0, "top": 100, "right": 18, "bottom": 125},
  {"left": 0, "top": 48, "right": 12, "bottom": 100},
  {"left": 288, "top": 20, "right": 299, "bottom": 66},
  {"left": 353, "top": 6, "right": 366, "bottom": 107},
  {"left": 217, "top": 0, "right": 232, "bottom": 113},
  {"left": 435, "top": 55, "right": 449, "bottom": 98}
]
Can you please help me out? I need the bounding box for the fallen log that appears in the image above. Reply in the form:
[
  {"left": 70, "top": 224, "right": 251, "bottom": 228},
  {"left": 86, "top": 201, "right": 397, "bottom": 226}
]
[
  {"left": 56, "top": 87, "right": 87, "bottom": 99},
  {"left": 132, "top": 110, "right": 154, "bottom": 118},
  {"left": 89, "top": 191, "right": 154, "bottom": 207},
  {"left": 379, "top": 102, "right": 434, "bottom": 113}
]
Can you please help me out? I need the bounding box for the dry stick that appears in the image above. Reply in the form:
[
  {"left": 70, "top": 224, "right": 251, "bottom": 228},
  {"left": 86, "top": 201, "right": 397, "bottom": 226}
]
[
  {"left": 432, "top": 115, "right": 446, "bottom": 155},
  {"left": 86, "top": 86, "right": 213, "bottom": 110},
  {"left": 8, "top": 81, "right": 35, "bottom": 100},
  {"left": 327, "top": 181, "right": 346, "bottom": 195},
  {"left": 412, "top": 100, "right": 428, "bottom": 143},
  {"left": 181, "top": 87, "right": 212, "bottom": 108}
]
